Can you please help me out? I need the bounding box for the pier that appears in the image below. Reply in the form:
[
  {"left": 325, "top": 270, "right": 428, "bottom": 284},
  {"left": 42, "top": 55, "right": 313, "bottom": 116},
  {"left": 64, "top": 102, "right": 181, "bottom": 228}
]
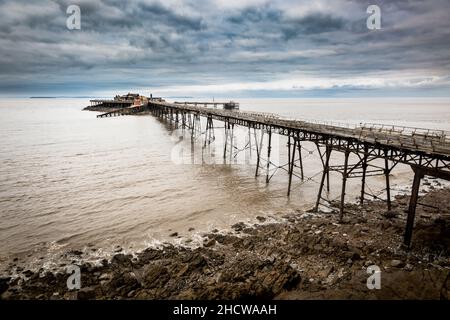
[{"left": 88, "top": 95, "right": 450, "bottom": 246}]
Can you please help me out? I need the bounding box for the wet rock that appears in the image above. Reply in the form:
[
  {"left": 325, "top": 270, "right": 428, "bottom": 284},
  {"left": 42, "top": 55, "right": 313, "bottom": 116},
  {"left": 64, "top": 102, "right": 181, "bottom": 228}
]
[
  {"left": 108, "top": 272, "right": 140, "bottom": 295},
  {"left": 68, "top": 250, "right": 83, "bottom": 256},
  {"left": 390, "top": 260, "right": 405, "bottom": 268},
  {"left": 23, "top": 270, "right": 34, "bottom": 278},
  {"left": 384, "top": 211, "right": 398, "bottom": 219},
  {"left": 99, "top": 273, "right": 110, "bottom": 281},
  {"left": 143, "top": 265, "right": 169, "bottom": 288},
  {"left": 203, "top": 239, "right": 216, "bottom": 248},
  {"left": 404, "top": 264, "right": 414, "bottom": 271},
  {"left": 231, "top": 222, "right": 246, "bottom": 232},
  {"left": 256, "top": 216, "right": 266, "bottom": 222},
  {"left": 111, "top": 254, "right": 132, "bottom": 268}
]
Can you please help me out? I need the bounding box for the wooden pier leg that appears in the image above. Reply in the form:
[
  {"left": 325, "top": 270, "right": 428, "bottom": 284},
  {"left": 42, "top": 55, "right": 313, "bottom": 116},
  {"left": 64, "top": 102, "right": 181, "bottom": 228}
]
[
  {"left": 191, "top": 114, "right": 195, "bottom": 138},
  {"left": 287, "top": 135, "right": 291, "bottom": 175},
  {"left": 326, "top": 161, "right": 330, "bottom": 192},
  {"left": 265, "top": 128, "right": 272, "bottom": 184},
  {"left": 339, "top": 150, "right": 350, "bottom": 222},
  {"left": 230, "top": 123, "right": 235, "bottom": 162},
  {"left": 314, "top": 145, "right": 331, "bottom": 212},
  {"left": 204, "top": 117, "right": 209, "bottom": 148},
  {"left": 254, "top": 128, "right": 261, "bottom": 177},
  {"left": 287, "top": 138, "right": 297, "bottom": 196},
  {"left": 384, "top": 149, "right": 392, "bottom": 211},
  {"left": 360, "top": 147, "right": 368, "bottom": 205},
  {"left": 298, "top": 139, "right": 304, "bottom": 180},
  {"left": 248, "top": 125, "right": 252, "bottom": 157},
  {"left": 223, "top": 120, "right": 228, "bottom": 159},
  {"left": 404, "top": 167, "right": 424, "bottom": 247}
]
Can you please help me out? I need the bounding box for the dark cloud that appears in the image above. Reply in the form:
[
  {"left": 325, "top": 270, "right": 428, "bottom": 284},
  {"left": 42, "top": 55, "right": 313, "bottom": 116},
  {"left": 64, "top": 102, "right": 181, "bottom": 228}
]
[{"left": 282, "top": 13, "right": 345, "bottom": 39}]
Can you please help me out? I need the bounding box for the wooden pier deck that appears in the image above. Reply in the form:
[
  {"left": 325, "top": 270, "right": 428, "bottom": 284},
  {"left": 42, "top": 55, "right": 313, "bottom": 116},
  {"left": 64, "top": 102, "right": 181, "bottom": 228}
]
[{"left": 96, "top": 104, "right": 145, "bottom": 118}]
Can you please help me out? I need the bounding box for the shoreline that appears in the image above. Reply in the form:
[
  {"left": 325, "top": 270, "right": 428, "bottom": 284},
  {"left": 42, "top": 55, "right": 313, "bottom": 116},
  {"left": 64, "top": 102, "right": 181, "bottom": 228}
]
[{"left": 1, "top": 187, "right": 449, "bottom": 300}]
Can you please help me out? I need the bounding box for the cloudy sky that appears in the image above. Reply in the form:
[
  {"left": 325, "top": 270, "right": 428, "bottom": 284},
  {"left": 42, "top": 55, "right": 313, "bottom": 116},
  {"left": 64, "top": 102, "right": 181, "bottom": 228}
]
[{"left": 0, "top": 0, "right": 449, "bottom": 97}]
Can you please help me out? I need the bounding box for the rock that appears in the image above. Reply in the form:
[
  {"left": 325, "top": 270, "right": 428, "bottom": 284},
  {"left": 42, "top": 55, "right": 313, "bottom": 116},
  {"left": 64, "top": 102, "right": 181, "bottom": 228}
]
[
  {"left": 232, "top": 222, "right": 246, "bottom": 232},
  {"left": 384, "top": 211, "right": 398, "bottom": 219},
  {"left": 188, "top": 227, "right": 195, "bottom": 231},
  {"left": 99, "top": 273, "right": 110, "bottom": 281},
  {"left": 111, "top": 254, "right": 132, "bottom": 267},
  {"left": 347, "top": 246, "right": 362, "bottom": 260},
  {"left": 77, "top": 286, "right": 97, "bottom": 300},
  {"left": 204, "top": 239, "right": 216, "bottom": 247},
  {"left": 404, "top": 264, "right": 414, "bottom": 271},
  {"left": 256, "top": 216, "right": 266, "bottom": 222},
  {"left": 23, "top": 270, "right": 33, "bottom": 278},
  {"left": 390, "top": 260, "right": 405, "bottom": 268},
  {"left": 169, "top": 232, "right": 178, "bottom": 237},
  {"left": 143, "top": 265, "right": 169, "bottom": 288},
  {"left": 69, "top": 250, "right": 83, "bottom": 256}
]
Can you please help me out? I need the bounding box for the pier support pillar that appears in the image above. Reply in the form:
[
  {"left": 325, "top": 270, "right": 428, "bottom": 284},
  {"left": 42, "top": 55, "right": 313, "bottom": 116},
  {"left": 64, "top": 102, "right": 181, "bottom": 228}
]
[
  {"left": 339, "top": 149, "right": 350, "bottom": 222},
  {"left": 223, "top": 120, "right": 229, "bottom": 159},
  {"left": 265, "top": 128, "right": 272, "bottom": 184},
  {"left": 287, "top": 137, "right": 297, "bottom": 196},
  {"left": 404, "top": 167, "right": 424, "bottom": 247},
  {"left": 314, "top": 145, "right": 331, "bottom": 212},
  {"left": 298, "top": 139, "right": 304, "bottom": 180},
  {"left": 254, "top": 128, "right": 263, "bottom": 177},
  {"left": 384, "top": 149, "right": 392, "bottom": 211},
  {"left": 360, "top": 146, "right": 368, "bottom": 205}
]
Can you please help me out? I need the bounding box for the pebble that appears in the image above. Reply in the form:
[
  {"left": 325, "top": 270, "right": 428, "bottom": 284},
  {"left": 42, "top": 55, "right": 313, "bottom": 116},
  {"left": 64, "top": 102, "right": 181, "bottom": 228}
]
[
  {"left": 390, "top": 260, "right": 405, "bottom": 268},
  {"left": 404, "top": 263, "right": 414, "bottom": 271},
  {"left": 203, "top": 239, "right": 216, "bottom": 247},
  {"left": 99, "top": 273, "right": 110, "bottom": 281}
]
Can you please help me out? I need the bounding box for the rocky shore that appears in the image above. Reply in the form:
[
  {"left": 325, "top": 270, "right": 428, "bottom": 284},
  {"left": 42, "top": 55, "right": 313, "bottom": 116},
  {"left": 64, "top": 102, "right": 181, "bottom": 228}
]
[{"left": 1, "top": 187, "right": 449, "bottom": 300}]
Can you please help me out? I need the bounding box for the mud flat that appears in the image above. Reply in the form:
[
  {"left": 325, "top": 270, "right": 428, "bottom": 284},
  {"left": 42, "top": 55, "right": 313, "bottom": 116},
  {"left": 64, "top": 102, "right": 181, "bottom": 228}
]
[{"left": 1, "top": 187, "right": 449, "bottom": 300}]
